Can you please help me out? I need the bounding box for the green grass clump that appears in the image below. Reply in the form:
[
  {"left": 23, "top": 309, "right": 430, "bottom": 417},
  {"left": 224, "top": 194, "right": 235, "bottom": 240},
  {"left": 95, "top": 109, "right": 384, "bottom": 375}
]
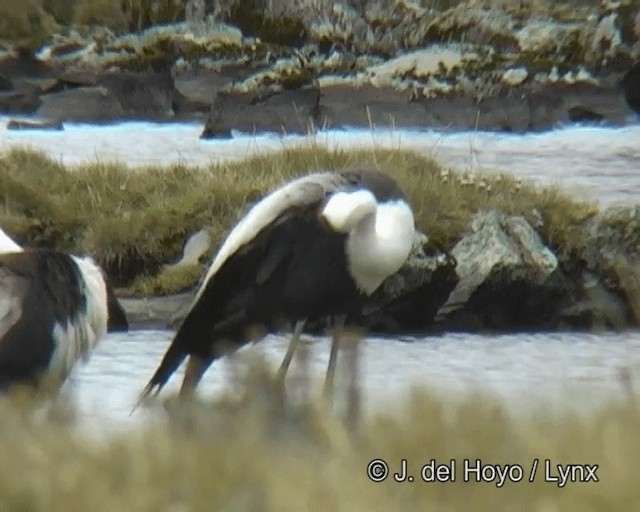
[
  {"left": 0, "top": 357, "right": 639, "bottom": 511},
  {"left": 0, "top": 0, "right": 60, "bottom": 55},
  {"left": 0, "top": 144, "right": 596, "bottom": 292}
]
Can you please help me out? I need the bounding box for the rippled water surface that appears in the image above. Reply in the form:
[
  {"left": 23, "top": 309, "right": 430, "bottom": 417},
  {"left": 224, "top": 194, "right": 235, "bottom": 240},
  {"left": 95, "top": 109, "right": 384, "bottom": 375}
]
[{"left": 69, "top": 330, "right": 640, "bottom": 431}]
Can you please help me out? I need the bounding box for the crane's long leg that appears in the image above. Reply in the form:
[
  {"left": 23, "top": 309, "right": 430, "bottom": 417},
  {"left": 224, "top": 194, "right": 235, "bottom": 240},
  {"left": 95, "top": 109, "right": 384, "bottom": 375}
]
[
  {"left": 180, "top": 355, "right": 213, "bottom": 397},
  {"left": 276, "top": 319, "right": 306, "bottom": 383},
  {"left": 323, "top": 314, "right": 346, "bottom": 400}
]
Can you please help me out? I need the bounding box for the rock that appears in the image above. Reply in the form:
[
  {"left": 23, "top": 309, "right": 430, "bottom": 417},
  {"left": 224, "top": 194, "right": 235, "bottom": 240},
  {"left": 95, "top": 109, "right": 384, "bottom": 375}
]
[
  {"left": 165, "top": 228, "right": 212, "bottom": 269},
  {"left": 560, "top": 271, "right": 629, "bottom": 330},
  {"left": 360, "top": 206, "right": 640, "bottom": 333},
  {"left": 6, "top": 119, "right": 63, "bottom": 131},
  {"left": 58, "top": 70, "right": 100, "bottom": 87},
  {"left": 318, "top": 84, "right": 427, "bottom": 129},
  {"left": 502, "top": 67, "right": 528, "bottom": 87},
  {"left": 621, "top": 62, "right": 640, "bottom": 114},
  {"left": 0, "top": 73, "right": 12, "bottom": 91},
  {"left": 174, "top": 67, "right": 244, "bottom": 106},
  {"left": 530, "top": 82, "right": 629, "bottom": 128},
  {"left": 21, "top": 77, "right": 59, "bottom": 94},
  {"left": 198, "top": 79, "right": 631, "bottom": 136},
  {"left": 201, "top": 85, "right": 319, "bottom": 138},
  {"left": 100, "top": 69, "right": 176, "bottom": 119},
  {"left": 366, "top": 47, "right": 466, "bottom": 80},
  {"left": 435, "top": 210, "right": 563, "bottom": 330},
  {"left": 34, "top": 68, "right": 177, "bottom": 122},
  {"left": 174, "top": 64, "right": 260, "bottom": 118},
  {"left": 0, "top": 5, "right": 638, "bottom": 130},
  {"left": 583, "top": 204, "right": 640, "bottom": 323},
  {"left": 200, "top": 109, "right": 232, "bottom": 139},
  {"left": 359, "top": 232, "right": 458, "bottom": 332},
  {"left": 118, "top": 291, "right": 195, "bottom": 329},
  {"left": 0, "top": 55, "right": 55, "bottom": 82},
  {"left": 37, "top": 86, "right": 124, "bottom": 122},
  {"left": 418, "top": 94, "right": 482, "bottom": 130},
  {"left": 0, "top": 88, "right": 41, "bottom": 114},
  {"left": 567, "top": 105, "right": 604, "bottom": 123},
  {"left": 429, "top": 92, "right": 533, "bottom": 132}
]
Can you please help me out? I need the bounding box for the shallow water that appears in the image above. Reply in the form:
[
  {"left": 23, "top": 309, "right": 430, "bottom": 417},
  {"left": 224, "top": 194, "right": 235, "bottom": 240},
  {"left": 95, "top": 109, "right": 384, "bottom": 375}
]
[
  {"left": 3, "top": 118, "right": 640, "bottom": 429},
  {"left": 69, "top": 329, "right": 640, "bottom": 432},
  {"left": 1, "top": 117, "right": 639, "bottom": 206}
]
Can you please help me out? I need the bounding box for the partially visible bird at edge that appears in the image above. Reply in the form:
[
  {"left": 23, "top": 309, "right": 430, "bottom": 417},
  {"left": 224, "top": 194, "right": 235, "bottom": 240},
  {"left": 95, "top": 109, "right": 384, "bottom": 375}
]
[{"left": 0, "top": 228, "right": 128, "bottom": 393}]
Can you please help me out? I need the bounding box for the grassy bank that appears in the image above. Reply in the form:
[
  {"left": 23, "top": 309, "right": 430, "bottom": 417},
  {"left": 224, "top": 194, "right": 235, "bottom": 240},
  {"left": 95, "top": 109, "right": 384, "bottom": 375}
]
[
  {"left": 0, "top": 364, "right": 638, "bottom": 511},
  {"left": 0, "top": 144, "right": 596, "bottom": 293}
]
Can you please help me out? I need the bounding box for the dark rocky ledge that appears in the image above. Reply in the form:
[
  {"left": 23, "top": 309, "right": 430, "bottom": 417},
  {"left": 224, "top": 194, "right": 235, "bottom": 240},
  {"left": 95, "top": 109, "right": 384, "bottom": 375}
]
[
  {"left": 0, "top": 1, "right": 639, "bottom": 134},
  {"left": 201, "top": 80, "right": 633, "bottom": 138}
]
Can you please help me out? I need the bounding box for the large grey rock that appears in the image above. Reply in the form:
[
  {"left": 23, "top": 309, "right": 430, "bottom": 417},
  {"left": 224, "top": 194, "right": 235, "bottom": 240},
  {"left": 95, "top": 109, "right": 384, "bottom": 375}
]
[
  {"left": 583, "top": 204, "right": 640, "bottom": 323},
  {"left": 318, "top": 84, "right": 428, "bottom": 129},
  {"left": 199, "top": 79, "right": 632, "bottom": 136},
  {"left": 420, "top": 93, "right": 531, "bottom": 132},
  {"left": 38, "top": 86, "right": 124, "bottom": 122},
  {"left": 101, "top": 70, "right": 176, "bottom": 119},
  {"left": 435, "top": 210, "right": 559, "bottom": 327},
  {"left": 0, "top": 73, "right": 12, "bottom": 91},
  {"left": 174, "top": 67, "right": 247, "bottom": 106},
  {"left": 359, "top": 232, "right": 458, "bottom": 332},
  {"left": 165, "top": 228, "right": 212, "bottom": 270},
  {"left": 560, "top": 270, "right": 629, "bottom": 330},
  {"left": 0, "top": 88, "right": 41, "bottom": 114},
  {"left": 528, "top": 83, "right": 629, "bottom": 128},
  {"left": 7, "top": 118, "right": 63, "bottom": 131},
  {"left": 119, "top": 291, "right": 195, "bottom": 329},
  {"left": 36, "top": 69, "right": 176, "bottom": 122},
  {"left": 201, "top": 85, "right": 319, "bottom": 138},
  {"left": 622, "top": 62, "right": 640, "bottom": 115}
]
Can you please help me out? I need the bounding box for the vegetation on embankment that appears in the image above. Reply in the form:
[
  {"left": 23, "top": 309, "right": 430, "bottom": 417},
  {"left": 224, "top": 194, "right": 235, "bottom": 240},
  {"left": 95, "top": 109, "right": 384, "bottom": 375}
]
[
  {"left": 0, "top": 144, "right": 597, "bottom": 294},
  {"left": 0, "top": 357, "right": 638, "bottom": 511},
  {"left": 1, "top": 1, "right": 636, "bottom": 132}
]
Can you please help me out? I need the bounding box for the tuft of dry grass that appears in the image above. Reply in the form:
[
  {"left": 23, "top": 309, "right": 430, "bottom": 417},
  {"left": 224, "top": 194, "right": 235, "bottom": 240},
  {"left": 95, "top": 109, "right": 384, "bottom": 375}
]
[
  {"left": 0, "top": 0, "right": 60, "bottom": 54},
  {"left": 0, "top": 356, "right": 639, "bottom": 511},
  {"left": 0, "top": 144, "right": 597, "bottom": 292},
  {"left": 0, "top": 0, "right": 185, "bottom": 42}
]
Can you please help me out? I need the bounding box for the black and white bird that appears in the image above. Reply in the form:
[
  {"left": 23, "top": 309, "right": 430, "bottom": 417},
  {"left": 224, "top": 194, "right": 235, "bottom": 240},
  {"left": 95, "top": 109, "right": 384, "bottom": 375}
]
[
  {"left": 139, "top": 167, "right": 415, "bottom": 402},
  {"left": 0, "top": 228, "right": 128, "bottom": 392}
]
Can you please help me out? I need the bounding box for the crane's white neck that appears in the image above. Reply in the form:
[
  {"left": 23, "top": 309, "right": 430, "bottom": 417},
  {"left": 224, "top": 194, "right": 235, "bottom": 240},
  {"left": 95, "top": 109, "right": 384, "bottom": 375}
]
[
  {"left": 322, "top": 191, "right": 415, "bottom": 295},
  {"left": 346, "top": 200, "right": 414, "bottom": 295},
  {"left": 321, "top": 190, "right": 378, "bottom": 233}
]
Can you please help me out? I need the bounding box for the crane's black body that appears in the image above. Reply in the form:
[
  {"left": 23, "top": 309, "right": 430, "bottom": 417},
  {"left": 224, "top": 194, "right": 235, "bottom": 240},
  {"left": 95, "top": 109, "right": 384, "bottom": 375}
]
[{"left": 141, "top": 168, "right": 413, "bottom": 398}]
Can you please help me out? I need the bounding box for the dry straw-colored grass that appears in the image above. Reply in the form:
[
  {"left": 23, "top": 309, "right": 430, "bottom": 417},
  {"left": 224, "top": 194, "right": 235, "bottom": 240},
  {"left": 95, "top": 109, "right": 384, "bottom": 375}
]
[
  {"left": 0, "top": 144, "right": 596, "bottom": 292},
  {"left": 0, "top": 354, "right": 639, "bottom": 512}
]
